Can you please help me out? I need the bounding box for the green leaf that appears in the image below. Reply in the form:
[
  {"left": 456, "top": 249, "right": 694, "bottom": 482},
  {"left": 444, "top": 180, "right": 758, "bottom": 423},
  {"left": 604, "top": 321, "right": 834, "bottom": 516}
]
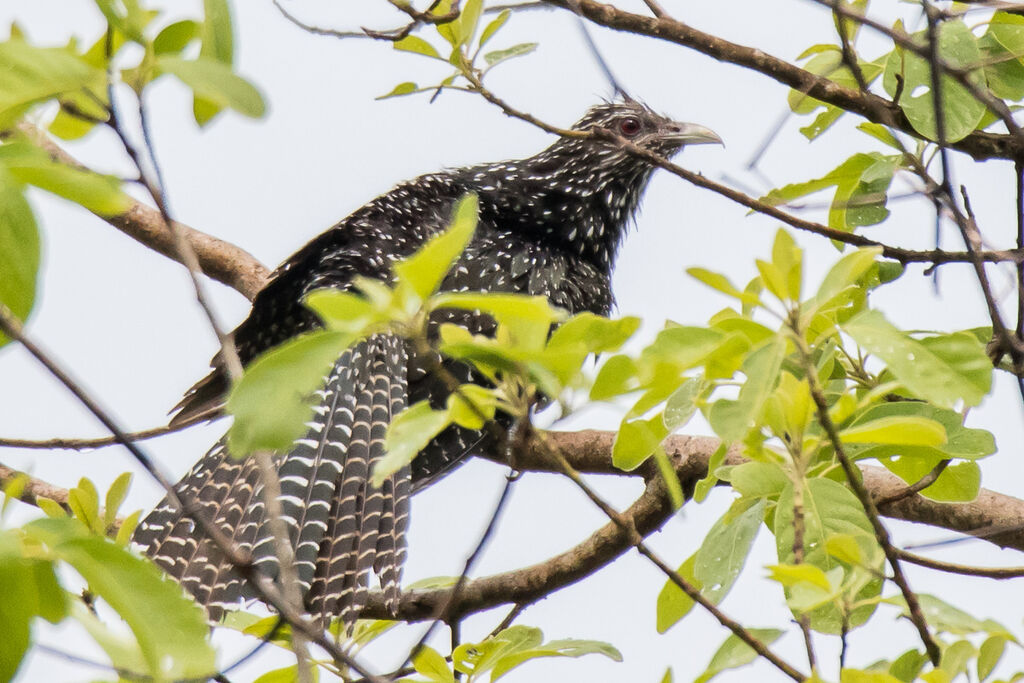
[
  {"left": 478, "top": 10, "right": 510, "bottom": 49},
  {"left": 812, "top": 247, "right": 883, "bottom": 313},
  {"left": 687, "top": 268, "right": 761, "bottom": 305},
  {"left": 882, "top": 459, "right": 980, "bottom": 502},
  {"left": 395, "top": 194, "right": 478, "bottom": 300},
  {"left": 843, "top": 311, "right": 992, "bottom": 407},
  {"left": 412, "top": 646, "right": 455, "bottom": 683},
  {"left": 227, "top": 330, "right": 351, "bottom": 455},
  {"left": 980, "top": 14, "right": 1024, "bottom": 101},
  {"left": 890, "top": 648, "right": 930, "bottom": 682},
  {"left": 490, "top": 638, "right": 622, "bottom": 681},
  {"left": 884, "top": 594, "right": 987, "bottom": 635},
  {"left": 36, "top": 497, "right": 68, "bottom": 519},
  {"left": 613, "top": 414, "right": 669, "bottom": 470},
  {"left": 840, "top": 415, "right": 947, "bottom": 446},
  {"left": 547, "top": 313, "right": 639, "bottom": 354},
  {"left": 771, "top": 229, "right": 802, "bottom": 302},
  {"left": 0, "top": 141, "right": 130, "bottom": 216},
  {"left": 68, "top": 477, "right": 102, "bottom": 534},
  {"left": 767, "top": 563, "right": 834, "bottom": 591},
  {"left": 394, "top": 35, "right": 443, "bottom": 60},
  {"left": 762, "top": 153, "right": 897, "bottom": 233},
  {"left": 694, "top": 499, "right": 765, "bottom": 605},
  {"left": 446, "top": 384, "right": 497, "bottom": 429},
  {"left": 0, "top": 166, "right": 38, "bottom": 346},
  {"left": 377, "top": 81, "right": 420, "bottom": 100},
  {"left": 375, "top": 401, "right": 451, "bottom": 485},
  {"left": 200, "top": 0, "right": 234, "bottom": 63},
  {"left": 484, "top": 42, "right": 538, "bottom": 67},
  {"left": 153, "top": 19, "right": 200, "bottom": 55},
  {"left": 103, "top": 472, "right": 132, "bottom": 531},
  {"left": 775, "top": 478, "right": 881, "bottom": 633},
  {"left": 695, "top": 629, "right": 785, "bottom": 683},
  {"left": 590, "top": 354, "right": 638, "bottom": 400},
  {"left": 723, "top": 461, "right": 789, "bottom": 498},
  {"left": 978, "top": 635, "right": 1009, "bottom": 681},
  {"left": 158, "top": 55, "right": 266, "bottom": 120},
  {"left": 0, "top": 39, "right": 105, "bottom": 127},
  {"left": 459, "top": 0, "right": 484, "bottom": 46},
  {"left": 25, "top": 518, "right": 215, "bottom": 679},
  {"left": 663, "top": 377, "right": 702, "bottom": 430},
  {"left": 193, "top": 0, "right": 235, "bottom": 125},
  {"left": 857, "top": 122, "right": 903, "bottom": 149},
  {"left": 0, "top": 543, "right": 67, "bottom": 682},
  {"left": 882, "top": 20, "right": 987, "bottom": 142},
  {"left": 708, "top": 337, "right": 785, "bottom": 442},
  {"left": 655, "top": 553, "right": 699, "bottom": 633}
]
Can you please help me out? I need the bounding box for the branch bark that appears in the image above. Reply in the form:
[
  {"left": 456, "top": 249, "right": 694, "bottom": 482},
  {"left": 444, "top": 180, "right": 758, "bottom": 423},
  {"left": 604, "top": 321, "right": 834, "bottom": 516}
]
[
  {"left": 5, "top": 429, "right": 1024, "bottom": 625},
  {"left": 6, "top": 123, "right": 270, "bottom": 300},
  {"left": 542, "top": 0, "right": 1022, "bottom": 162}
]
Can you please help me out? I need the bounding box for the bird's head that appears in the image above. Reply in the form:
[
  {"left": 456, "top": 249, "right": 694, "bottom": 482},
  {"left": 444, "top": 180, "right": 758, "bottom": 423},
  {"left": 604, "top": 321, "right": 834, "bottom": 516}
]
[{"left": 572, "top": 100, "right": 722, "bottom": 158}]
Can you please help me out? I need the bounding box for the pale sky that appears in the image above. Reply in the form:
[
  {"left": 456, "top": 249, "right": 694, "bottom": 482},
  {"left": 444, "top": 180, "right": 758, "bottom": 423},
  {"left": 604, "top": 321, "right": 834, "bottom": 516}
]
[{"left": 3, "top": 1, "right": 1024, "bottom": 681}]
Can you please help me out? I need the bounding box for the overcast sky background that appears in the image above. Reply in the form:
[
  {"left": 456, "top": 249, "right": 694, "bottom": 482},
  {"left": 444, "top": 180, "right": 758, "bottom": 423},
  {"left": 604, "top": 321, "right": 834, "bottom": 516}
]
[{"left": 3, "top": 0, "right": 1024, "bottom": 681}]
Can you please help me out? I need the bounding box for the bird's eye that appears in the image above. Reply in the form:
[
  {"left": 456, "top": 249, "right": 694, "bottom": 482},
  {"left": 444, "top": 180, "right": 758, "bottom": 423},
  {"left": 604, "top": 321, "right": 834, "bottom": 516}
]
[{"left": 618, "top": 117, "right": 642, "bottom": 137}]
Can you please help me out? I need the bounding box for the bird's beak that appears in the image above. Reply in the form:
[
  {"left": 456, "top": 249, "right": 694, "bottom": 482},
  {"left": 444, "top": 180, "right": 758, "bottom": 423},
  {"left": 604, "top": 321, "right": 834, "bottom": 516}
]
[{"left": 665, "top": 122, "right": 723, "bottom": 146}]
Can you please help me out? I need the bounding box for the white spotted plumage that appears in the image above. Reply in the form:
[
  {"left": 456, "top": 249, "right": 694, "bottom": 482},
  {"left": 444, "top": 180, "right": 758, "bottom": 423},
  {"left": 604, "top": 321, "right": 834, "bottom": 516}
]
[{"left": 135, "top": 100, "right": 704, "bottom": 629}]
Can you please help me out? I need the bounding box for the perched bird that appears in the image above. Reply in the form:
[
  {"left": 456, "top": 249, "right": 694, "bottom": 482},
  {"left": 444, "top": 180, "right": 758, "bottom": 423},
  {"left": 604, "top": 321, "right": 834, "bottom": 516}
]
[{"left": 132, "top": 100, "right": 720, "bottom": 628}]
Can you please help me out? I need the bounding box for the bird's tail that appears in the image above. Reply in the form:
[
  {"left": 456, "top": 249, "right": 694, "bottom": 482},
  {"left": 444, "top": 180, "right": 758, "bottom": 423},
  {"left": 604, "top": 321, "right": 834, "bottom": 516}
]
[{"left": 132, "top": 334, "right": 411, "bottom": 630}]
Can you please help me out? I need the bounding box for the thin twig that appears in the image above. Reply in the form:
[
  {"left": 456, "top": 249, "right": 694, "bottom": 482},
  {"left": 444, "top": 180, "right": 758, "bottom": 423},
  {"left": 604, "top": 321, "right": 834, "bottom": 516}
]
[
  {"left": 0, "top": 414, "right": 211, "bottom": 450},
  {"left": 874, "top": 459, "right": 950, "bottom": 507},
  {"left": 895, "top": 548, "right": 1024, "bottom": 578}
]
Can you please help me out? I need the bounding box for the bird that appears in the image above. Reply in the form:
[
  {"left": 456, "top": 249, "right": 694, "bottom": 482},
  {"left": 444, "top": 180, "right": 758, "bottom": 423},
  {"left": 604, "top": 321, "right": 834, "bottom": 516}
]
[{"left": 132, "top": 100, "right": 720, "bottom": 630}]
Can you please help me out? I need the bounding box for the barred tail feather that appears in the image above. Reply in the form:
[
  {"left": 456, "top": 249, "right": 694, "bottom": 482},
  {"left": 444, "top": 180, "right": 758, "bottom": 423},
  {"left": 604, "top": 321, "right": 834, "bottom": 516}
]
[{"left": 133, "top": 333, "right": 412, "bottom": 629}]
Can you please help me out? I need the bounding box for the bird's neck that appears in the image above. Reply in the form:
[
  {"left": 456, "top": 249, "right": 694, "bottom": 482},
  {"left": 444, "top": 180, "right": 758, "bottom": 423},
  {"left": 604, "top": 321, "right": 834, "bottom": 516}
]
[{"left": 464, "top": 159, "right": 653, "bottom": 274}]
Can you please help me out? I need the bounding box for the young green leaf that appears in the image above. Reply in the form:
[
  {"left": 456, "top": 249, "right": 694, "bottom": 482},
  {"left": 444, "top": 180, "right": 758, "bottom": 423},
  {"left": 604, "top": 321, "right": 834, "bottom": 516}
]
[
  {"left": 0, "top": 40, "right": 105, "bottom": 127},
  {"left": 375, "top": 401, "right": 451, "bottom": 485},
  {"left": 377, "top": 81, "right": 421, "bottom": 100},
  {"left": 0, "top": 142, "right": 130, "bottom": 216},
  {"left": 478, "top": 9, "right": 511, "bottom": 49},
  {"left": 655, "top": 553, "right": 700, "bottom": 633},
  {"left": 394, "top": 35, "right": 443, "bottom": 60},
  {"left": 695, "top": 629, "right": 785, "bottom": 683},
  {"left": 194, "top": 0, "right": 236, "bottom": 125},
  {"left": 227, "top": 329, "right": 351, "bottom": 455},
  {"left": 157, "top": 55, "right": 266, "bottom": 120},
  {"left": 0, "top": 167, "right": 38, "bottom": 347},
  {"left": 25, "top": 517, "right": 216, "bottom": 680},
  {"left": 394, "top": 194, "right": 478, "bottom": 300},
  {"left": 484, "top": 42, "right": 538, "bottom": 67}
]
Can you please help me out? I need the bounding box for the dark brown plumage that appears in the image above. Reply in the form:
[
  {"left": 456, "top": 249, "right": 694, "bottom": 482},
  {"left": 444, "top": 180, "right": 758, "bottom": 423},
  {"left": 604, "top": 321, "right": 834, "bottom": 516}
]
[{"left": 132, "top": 101, "right": 719, "bottom": 628}]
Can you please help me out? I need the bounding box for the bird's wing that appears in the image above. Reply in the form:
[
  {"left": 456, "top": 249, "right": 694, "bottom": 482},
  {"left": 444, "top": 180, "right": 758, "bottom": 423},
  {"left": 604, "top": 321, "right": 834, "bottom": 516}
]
[{"left": 133, "top": 333, "right": 412, "bottom": 628}]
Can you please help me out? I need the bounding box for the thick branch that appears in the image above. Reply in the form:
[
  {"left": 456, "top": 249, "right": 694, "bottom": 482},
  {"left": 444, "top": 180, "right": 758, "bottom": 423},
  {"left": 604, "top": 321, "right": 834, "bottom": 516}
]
[
  {"left": 8, "top": 123, "right": 270, "bottom": 300},
  {"left": 6, "top": 430, "right": 1024, "bottom": 625}
]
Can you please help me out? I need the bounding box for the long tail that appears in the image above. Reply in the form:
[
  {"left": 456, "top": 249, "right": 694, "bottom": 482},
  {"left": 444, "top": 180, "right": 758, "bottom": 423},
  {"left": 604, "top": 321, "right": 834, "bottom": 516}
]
[{"left": 133, "top": 334, "right": 411, "bottom": 629}]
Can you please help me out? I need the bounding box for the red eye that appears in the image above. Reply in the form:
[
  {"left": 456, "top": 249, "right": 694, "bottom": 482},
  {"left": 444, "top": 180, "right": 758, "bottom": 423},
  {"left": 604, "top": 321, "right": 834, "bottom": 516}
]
[{"left": 618, "top": 117, "right": 642, "bottom": 137}]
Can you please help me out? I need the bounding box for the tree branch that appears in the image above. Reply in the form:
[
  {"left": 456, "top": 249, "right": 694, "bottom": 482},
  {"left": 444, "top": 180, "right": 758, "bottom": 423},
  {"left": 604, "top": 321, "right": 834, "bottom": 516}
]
[
  {"left": 5, "top": 122, "right": 270, "bottom": 300},
  {"left": 541, "top": 0, "right": 1022, "bottom": 161}
]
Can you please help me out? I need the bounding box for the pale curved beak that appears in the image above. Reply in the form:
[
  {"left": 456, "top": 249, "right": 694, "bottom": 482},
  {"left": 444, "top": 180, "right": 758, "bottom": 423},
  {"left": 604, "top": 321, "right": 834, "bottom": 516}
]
[{"left": 666, "top": 122, "right": 723, "bottom": 146}]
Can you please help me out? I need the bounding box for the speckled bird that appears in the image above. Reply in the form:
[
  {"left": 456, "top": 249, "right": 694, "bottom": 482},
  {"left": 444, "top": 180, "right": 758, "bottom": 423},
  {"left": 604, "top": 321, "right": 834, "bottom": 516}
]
[{"left": 132, "top": 100, "right": 720, "bottom": 628}]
